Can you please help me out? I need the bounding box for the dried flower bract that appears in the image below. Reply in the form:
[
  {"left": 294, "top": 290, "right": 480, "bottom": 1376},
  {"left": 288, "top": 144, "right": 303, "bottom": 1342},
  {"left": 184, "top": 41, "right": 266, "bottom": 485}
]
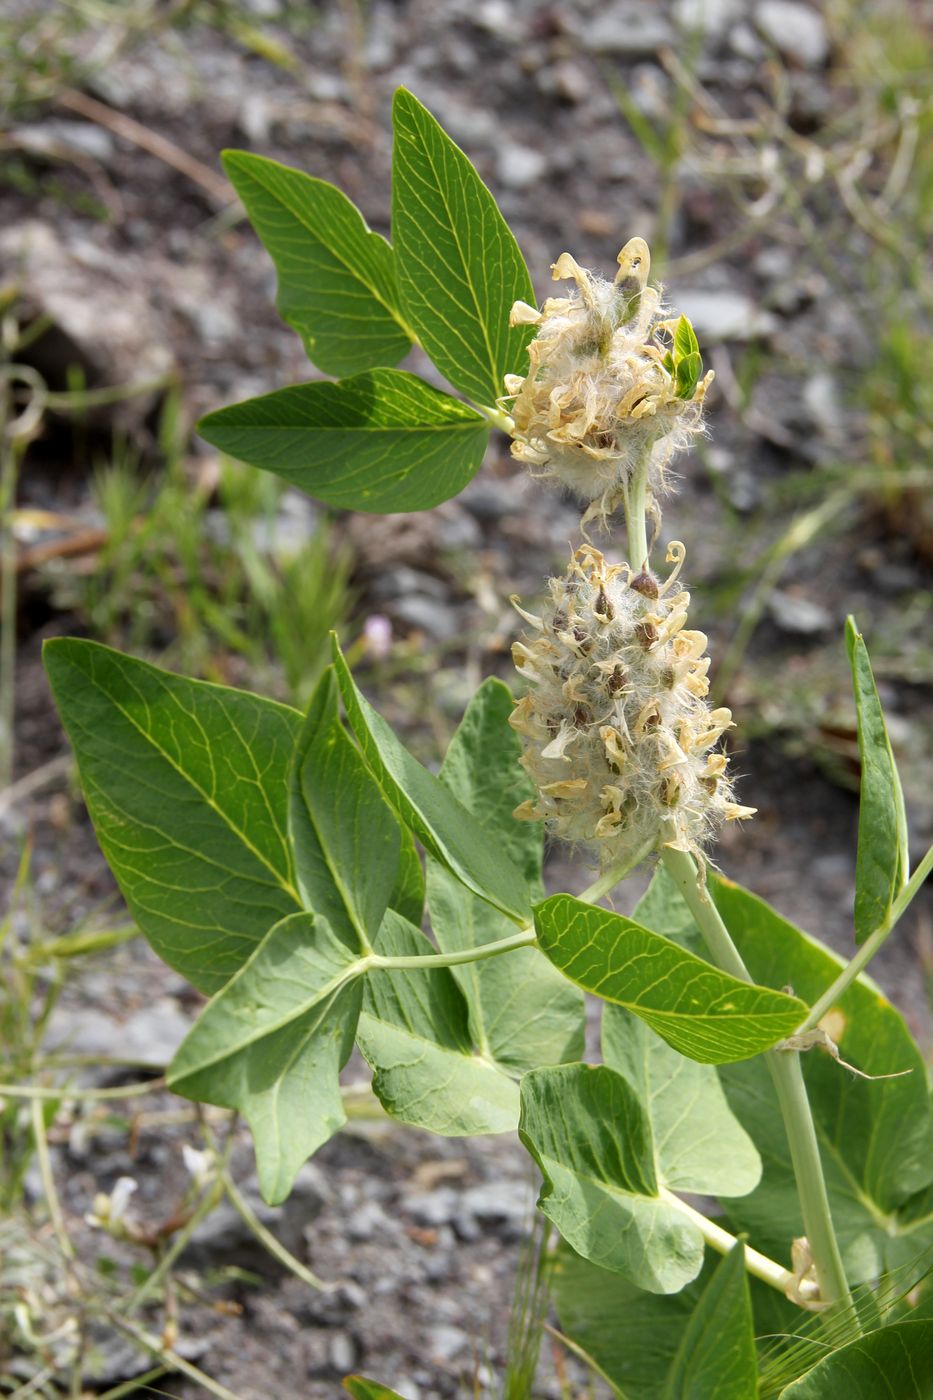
[
  {"left": 503, "top": 240, "right": 714, "bottom": 529},
  {"left": 510, "top": 541, "right": 754, "bottom": 868}
]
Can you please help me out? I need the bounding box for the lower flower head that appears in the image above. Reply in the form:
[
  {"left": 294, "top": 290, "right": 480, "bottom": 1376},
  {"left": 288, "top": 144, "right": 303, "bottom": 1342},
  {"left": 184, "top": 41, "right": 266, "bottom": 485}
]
[{"left": 510, "top": 542, "right": 753, "bottom": 868}]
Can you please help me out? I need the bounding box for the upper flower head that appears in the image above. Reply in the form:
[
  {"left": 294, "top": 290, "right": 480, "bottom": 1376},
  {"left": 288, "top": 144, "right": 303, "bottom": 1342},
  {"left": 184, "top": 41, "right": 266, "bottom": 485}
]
[{"left": 502, "top": 239, "right": 713, "bottom": 529}]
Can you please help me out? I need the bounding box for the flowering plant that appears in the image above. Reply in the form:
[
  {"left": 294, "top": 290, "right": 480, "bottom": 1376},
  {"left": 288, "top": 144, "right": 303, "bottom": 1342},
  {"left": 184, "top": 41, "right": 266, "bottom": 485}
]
[{"left": 46, "top": 89, "right": 933, "bottom": 1398}]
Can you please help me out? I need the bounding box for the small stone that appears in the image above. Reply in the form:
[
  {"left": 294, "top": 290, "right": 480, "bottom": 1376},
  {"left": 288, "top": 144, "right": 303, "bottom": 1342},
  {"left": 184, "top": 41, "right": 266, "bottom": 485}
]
[
  {"left": 13, "top": 120, "right": 116, "bottom": 163},
  {"left": 328, "top": 1331, "right": 357, "bottom": 1372},
  {"left": 496, "top": 143, "right": 548, "bottom": 190},
  {"left": 390, "top": 594, "right": 462, "bottom": 641},
  {"left": 539, "top": 59, "right": 592, "bottom": 104},
  {"left": 755, "top": 2, "right": 829, "bottom": 69},
  {"left": 582, "top": 6, "right": 675, "bottom": 54},
  {"left": 674, "top": 0, "right": 744, "bottom": 35},
  {"left": 768, "top": 589, "right": 833, "bottom": 635},
  {"left": 427, "top": 1324, "right": 469, "bottom": 1363},
  {"left": 803, "top": 372, "right": 843, "bottom": 439}
]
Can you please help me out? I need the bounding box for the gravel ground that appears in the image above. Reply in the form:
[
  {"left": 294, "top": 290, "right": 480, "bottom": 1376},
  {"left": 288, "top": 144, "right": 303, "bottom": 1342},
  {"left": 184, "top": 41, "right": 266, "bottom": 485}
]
[{"left": 2, "top": 0, "right": 931, "bottom": 1394}]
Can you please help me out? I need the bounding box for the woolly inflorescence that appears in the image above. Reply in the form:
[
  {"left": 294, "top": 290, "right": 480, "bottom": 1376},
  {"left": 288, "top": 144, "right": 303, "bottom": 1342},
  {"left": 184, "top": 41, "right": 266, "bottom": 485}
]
[
  {"left": 502, "top": 240, "right": 713, "bottom": 530},
  {"left": 510, "top": 543, "right": 755, "bottom": 867}
]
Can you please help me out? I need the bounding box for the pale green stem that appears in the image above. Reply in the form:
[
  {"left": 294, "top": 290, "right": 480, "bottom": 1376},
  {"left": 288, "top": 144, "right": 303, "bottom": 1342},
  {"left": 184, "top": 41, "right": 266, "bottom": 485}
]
[
  {"left": 576, "top": 836, "right": 658, "bottom": 905},
  {"left": 370, "top": 927, "right": 536, "bottom": 971},
  {"left": 622, "top": 457, "right": 650, "bottom": 570},
  {"left": 223, "top": 1170, "right": 334, "bottom": 1292},
  {"left": 477, "top": 402, "right": 515, "bottom": 434},
  {"left": 30, "top": 1097, "right": 75, "bottom": 1263},
  {"left": 658, "top": 1187, "right": 818, "bottom": 1303},
  {"left": 0, "top": 405, "right": 16, "bottom": 792},
  {"left": 660, "top": 836, "right": 853, "bottom": 1312},
  {"left": 0, "top": 1077, "right": 165, "bottom": 1100},
  {"left": 798, "top": 841, "right": 933, "bottom": 1035}
]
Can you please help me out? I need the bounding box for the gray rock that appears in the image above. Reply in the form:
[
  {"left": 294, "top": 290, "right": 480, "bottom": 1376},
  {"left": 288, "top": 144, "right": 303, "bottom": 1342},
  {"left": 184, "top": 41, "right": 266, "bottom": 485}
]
[
  {"left": 755, "top": 1, "right": 829, "bottom": 68},
  {"left": 460, "top": 477, "right": 518, "bottom": 522},
  {"left": 328, "top": 1331, "right": 358, "bottom": 1372},
  {"left": 370, "top": 566, "right": 448, "bottom": 603},
  {"left": 0, "top": 222, "right": 173, "bottom": 432},
  {"left": 45, "top": 999, "right": 191, "bottom": 1069},
  {"left": 538, "top": 60, "right": 593, "bottom": 105},
  {"left": 346, "top": 1199, "right": 394, "bottom": 1242},
  {"left": 402, "top": 1186, "right": 459, "bottom": 1229},
  {"left": 673, "top": 287, "right": 775, "bottom": 343},
  {"left": 496, "top": 143, "right": 548, "bottom": 191},
  {"left": 391, "top": 594, "right": 463, "bottom": 641},
  {"left": 13, "top": 120, "right": 116, "bottom": 163},
  {"left": 729, "top": 22, "right": 766, "bottom": 59},
  {"left": 803, "top": 372, "right": 843, "bottom": 439},
  {"left": 767, "top": 589, "right": 834, "bottom": 635},
  {"left": 582, "top": 6, "right": 675, "bottom": 54},
  {"left": 184, "top": 1163, "right": 326, "bottom": 1273},
  {"left": 427, "top": 1324, "right": 470, "bottom": 1363},
  {"left": 674, "top": 0, "right": 745, "bottom": 35}
]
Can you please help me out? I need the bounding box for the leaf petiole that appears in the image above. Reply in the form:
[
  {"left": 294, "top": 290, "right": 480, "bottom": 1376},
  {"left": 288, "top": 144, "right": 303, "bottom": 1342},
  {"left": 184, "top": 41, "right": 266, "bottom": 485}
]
[
  {"left": 797, "top": 841, "right": 933, "bottom": 1035},
  {"left": 369, "top": 926, "right": 536, "bottom": 972}
]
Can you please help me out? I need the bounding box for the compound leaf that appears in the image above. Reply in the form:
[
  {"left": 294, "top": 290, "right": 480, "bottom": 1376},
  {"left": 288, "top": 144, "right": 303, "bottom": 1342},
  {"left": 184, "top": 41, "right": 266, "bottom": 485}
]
[
  {"left": 778, "top": 1320, "right": 933, "bottom": 1398},
  {"left": 357, "top": 909, "right": 519, "bottom": 1135},
  {"left": 332, "top": 639, "right": 532, "bottom": 924},
  {"left": 661, "top": 1243, "right": 756, "bottom": 1400},
  {"left": 519, "top": 1064, "right": 704, "bottom": 1294},
  {"left": 289, "top": 668, "right": 399, "bottom": 951},
  {"left": 168, "top": 912, "right": 365, "bottom": 1204},
  {"left": 535, "top": 895, "right": 806, "bottom": 1063},
  {"left": 343, "top": 1379, "right": 411, "bottom": 1400},
  {"left": 223, "top": 150, "right": 412, "bottom": 377},
  {"left": 846, "top": 616, "right": 909, "bottom": 944},
  {"left": 391, "top": 87, "right": 535, "bottom": 406},
  {"left": 427, "top": 679, "right": 584, "bottom": 1072},
  {"left": 43, "top": 638, "right": 301, "bottom": 994},
  {"left": 602, "top": 1005, "right": 761, "bottom": 1197},
  {"left": 198, "top": 370, "right": 489, "bottom": 514},
  {"left": 636, "top": 868, "right": 933, "bottom": 1284},
  {"left": 389, "top": 823, "right": 425, "bottom": 927}
]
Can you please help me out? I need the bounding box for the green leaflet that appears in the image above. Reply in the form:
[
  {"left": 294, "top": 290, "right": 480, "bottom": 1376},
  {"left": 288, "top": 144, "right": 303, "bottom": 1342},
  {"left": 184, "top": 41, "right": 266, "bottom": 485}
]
[
  {"left": 388, "top": 823, "right": 425, "bottom": 927},
  {"left": 343, "top": 1379, "right": 411, "bottom": 1400},
  {"left": 223, "top": 150, "right": 412, "bottom": 377},
  {"left": 519, "top": 1064, "right": 704, "bottom": 1294},
  {"left": 534, "top": 895, "right": 806, "bottom": 1064},
  {"left": 778, "top": 1320, "right": 933, "bottom": 1398},
  {"left": 197, "top": 370, "right": 489, "bottom": 515},
  {"left": 357, "top": 909, "right": 519, "bottom": 1135},
  {"left": 391, "top": 87, "right": 535, "bottom": 407},
  {"left": 846, "top": 617, "right": 909, "bottom": 943},
  {"left": 636, "top": 867, "right": 933, "bottom": 1283},
  {"left": 660, "top": 1244, "right": 757, "bottom": 1400},
  {"left": 168, "top": 912, "right": 365, "bottom": 1204},
  {"left": 602, "top": 1005, "right": 761, "bottom": 1197},
  {"left": 289, "top": 668, "right": 400, "bottom": 952},
  {"left": 43, "top": 638, "right": 301, "bottom": 994},
  {"left": 552, "top": 1247, "right": 760, "bottom": 1400},
  {"left": 332, "top": 639, "right": 532, "bottom": 924},
  {"left": 427, "top": 679, "right": 584, "bottom": 1072}
]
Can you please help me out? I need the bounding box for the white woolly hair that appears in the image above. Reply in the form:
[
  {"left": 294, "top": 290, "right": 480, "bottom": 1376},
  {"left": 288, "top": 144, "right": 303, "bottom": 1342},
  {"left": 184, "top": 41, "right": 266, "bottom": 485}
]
[{"left": 503, "top": 244, "right": 713, "bottom": 528}]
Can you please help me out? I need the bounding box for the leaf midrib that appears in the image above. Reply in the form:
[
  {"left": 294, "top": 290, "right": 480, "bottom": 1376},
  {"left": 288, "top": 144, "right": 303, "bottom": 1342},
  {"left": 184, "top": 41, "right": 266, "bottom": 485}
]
[
  {"left": 395, "top": 99, "right": 505, "bottom": 401},
  {"left": 88, "top": 674, "right": 301, "bottom": 907}
]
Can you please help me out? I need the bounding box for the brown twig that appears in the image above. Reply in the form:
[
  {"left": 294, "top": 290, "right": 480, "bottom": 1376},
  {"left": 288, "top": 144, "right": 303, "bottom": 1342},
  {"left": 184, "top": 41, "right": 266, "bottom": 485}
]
[{"left": 56, "top": 89, "right": 231, "bottom": 206}]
